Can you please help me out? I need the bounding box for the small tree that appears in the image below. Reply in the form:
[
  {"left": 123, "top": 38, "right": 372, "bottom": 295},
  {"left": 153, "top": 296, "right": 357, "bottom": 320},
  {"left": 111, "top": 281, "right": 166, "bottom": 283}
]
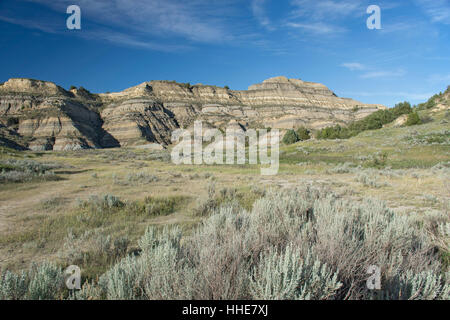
[
  {"left": 282, "top": 130, "right": 299, "bottom": 145},
  {"left": 69, "top": 85, "right": 77, "bottom": 90},
  {"left": 392, "top": 101, "right": 412, "bottom": 118},
  {"left": 405, "top": 112, "right": 421, "bottom": 126},
  {"left": 296, "top": 127, "right": 311, "bottom": 141},
  {"left": 224, "top": 85, "right": 230, "bottom": 90}
]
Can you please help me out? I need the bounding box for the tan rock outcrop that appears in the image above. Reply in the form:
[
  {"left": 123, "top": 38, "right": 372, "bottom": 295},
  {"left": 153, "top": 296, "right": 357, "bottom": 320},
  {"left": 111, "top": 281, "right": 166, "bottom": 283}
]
[
  {"left": 100, "top": 98, "right": 179, "bottom": 146},
  {"left": 0, "top": 76, "right": 387, "bottom": 150}
]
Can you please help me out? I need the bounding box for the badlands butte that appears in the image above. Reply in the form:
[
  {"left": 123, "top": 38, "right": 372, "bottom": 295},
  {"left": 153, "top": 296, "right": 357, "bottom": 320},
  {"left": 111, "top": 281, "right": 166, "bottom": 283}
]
[{"left": 0, "top": 76, "right": 385, "bottom": 151}]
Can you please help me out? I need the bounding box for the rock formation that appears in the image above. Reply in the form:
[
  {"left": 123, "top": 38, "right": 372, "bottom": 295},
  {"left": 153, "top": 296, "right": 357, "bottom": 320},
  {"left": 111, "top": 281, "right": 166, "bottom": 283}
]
[{"left": 0, "top": 76, "right": 386, "bottom": 150}]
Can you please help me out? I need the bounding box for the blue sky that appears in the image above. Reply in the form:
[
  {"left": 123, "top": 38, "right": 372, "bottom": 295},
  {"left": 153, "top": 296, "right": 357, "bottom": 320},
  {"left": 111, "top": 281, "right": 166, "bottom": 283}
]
[{"left": 0, "top": 0, "right": 449, "bottom": 107}]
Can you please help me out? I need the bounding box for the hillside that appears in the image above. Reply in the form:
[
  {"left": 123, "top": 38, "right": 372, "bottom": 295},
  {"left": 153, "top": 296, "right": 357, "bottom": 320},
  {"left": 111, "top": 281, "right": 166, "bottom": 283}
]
[
  {"left": 0, "top": 77, "right": 385, "bottom": 151},
  {"left": 418, "top": 86, "right": 450, "bottom": 111},
  {"left": 0, "top": 88, "right": 448, "bottom": 299}
]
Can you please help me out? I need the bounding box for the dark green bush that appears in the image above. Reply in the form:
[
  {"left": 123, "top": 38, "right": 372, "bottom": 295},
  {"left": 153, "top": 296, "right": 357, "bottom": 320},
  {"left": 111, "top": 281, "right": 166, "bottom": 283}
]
[
  {"left": 316, "top": 102, "right": 413, "bottom": 140},
  {"left": 405, "top": 112, "right": 421, "bottom": 126},
  {"left": 316, "top": 125, "right": 352, "bottom": 140},
  {"left": 296, "top": 127, "right": 311, "bottom": 141},
  {"left": 282, "top": 130, "right": 299, "bottom": 145}
]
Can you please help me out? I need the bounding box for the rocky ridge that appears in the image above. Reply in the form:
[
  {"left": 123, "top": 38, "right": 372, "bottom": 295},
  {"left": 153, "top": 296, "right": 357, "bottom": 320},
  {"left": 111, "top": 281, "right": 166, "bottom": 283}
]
[{"left": 0, "top": 76, "right": 386, "bottom": 151}]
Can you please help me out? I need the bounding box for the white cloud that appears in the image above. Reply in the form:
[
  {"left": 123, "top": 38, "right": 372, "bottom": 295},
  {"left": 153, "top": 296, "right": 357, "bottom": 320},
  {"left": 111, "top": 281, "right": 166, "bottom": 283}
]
[{"left": 341, "top": 62, "right": 366, "bottom": 71}]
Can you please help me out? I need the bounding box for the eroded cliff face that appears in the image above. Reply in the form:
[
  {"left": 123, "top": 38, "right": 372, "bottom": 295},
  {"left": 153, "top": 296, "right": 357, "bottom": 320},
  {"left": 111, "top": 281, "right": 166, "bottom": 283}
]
[
  {"left": 0, "top": 76, "right": 386, "bottom": 150},
  {"left": 100, "top": 98, "right": 179, "bottom": 146},
  {"left": 0, "top": 79, "right": 118, "bottom": 151}
]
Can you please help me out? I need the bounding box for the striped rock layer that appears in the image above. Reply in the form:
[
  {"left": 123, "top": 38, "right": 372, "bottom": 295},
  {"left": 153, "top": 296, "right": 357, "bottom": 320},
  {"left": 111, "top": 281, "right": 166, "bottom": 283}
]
[{"left": 0, "top": 77, "right": 386, "bottom": 150}]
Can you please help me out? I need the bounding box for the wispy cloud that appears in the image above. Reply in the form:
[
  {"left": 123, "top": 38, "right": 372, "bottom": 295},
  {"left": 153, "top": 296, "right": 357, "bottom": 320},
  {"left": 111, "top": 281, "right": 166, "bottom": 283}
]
[
  {"left": 31, "top": 0, "right": 232, "bottom": 42},
  {"left": 415, "top": 0, "right": 450, "bottom": 24},
  {"left": 285, "top": 0, "right": 366, "bottom": 36},
  {"left": 251, "top": 0, "right": 274, "bottom": 31},
  {"left": 286, "top": 0, "right": 411, "bottom": 36},
  {"left": 286, "top": 22, "right": 346, "bottom": 34},
  {"left": 360, "top": 69, "right": 406, "bottom": 79},
  {"left": 340, "top": 61, "right": 406, "bottom": 79},
  {"left": 17, "top": 0, "right": 255, "bottom": 51},
  {"left": 0, "top": 15, "right": 59, "bottom": 34},
  {"left": 84, "top": 30, "right": 192, "bottom": 52},
  {"left": 341, "top": 62, "right": 366, "bottom": 71}
]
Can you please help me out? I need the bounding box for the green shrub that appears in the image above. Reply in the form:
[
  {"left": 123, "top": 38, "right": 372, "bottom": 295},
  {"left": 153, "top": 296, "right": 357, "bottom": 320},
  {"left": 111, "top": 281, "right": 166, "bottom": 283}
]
[
  {"left": 282, "top": 130, "right": 299, "bottom": 145},
  {"left": 405, "top": 112, "right": 422, "bottom": 126},
  {"left": 316, "top": 125, "right": 351, "bottom": 140},
  {"left": 316, "top": 102, "right": 412, "bottom": 140},
  {"left": 296, "top": 127, "right": 311, "bottom": 141},
  {"left": 391, "top": 101, "right": 413, "bottom": 118}
]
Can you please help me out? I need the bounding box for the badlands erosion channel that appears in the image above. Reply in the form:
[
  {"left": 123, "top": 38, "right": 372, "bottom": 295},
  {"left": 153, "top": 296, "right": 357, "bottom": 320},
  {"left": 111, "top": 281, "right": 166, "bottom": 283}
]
[{"left": 0, "top": 76, "right": 449, "bottom": 300}]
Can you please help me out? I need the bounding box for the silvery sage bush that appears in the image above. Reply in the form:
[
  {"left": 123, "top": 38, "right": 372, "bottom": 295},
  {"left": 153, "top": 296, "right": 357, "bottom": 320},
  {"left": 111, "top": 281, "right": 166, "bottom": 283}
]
[
  {"left": 73, "top": 186, "right": 448, "bottom": 300},
  {"left": 5, "top": 186, "right": 449, "bottom": 300}
]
